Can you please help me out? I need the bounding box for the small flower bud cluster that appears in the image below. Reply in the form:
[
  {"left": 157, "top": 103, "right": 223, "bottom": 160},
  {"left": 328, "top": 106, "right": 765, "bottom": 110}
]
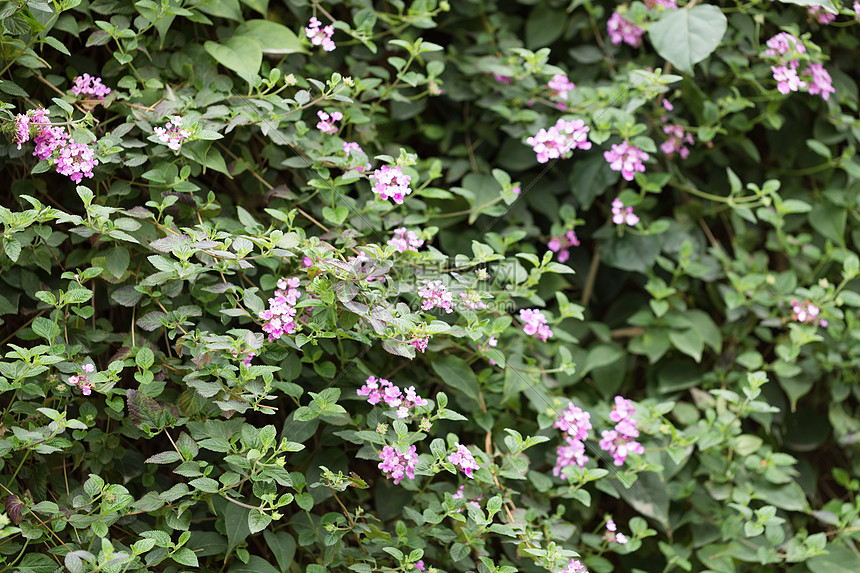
[
  {"left": 69, "top": 364, "right": 95, "bottom": 396},
  {"left": 599, "top": 396, "right": 644, "bottom": 466},
  {"left": 16, "top": 108, "right": 98, "bottom": 183},
  {"left": 357, "top": 375, "right": 427, "bottom": 418},
  {"left": 388, "top": 227, "right": 424, "bottom": 252},
  {"left": 661, "top": 124, "right": 695, "bottom": 159},
  {"left": 547, "top": 73, "right": 575, "bottom": 101},
  {"left": 378, "top": 445, "right": 417, "bottom": 485},
  {"left": 343, "top": 142, "right": 371, "bottom": 172},
  {"left": 418, "top": 280, "right": 454, "bottom": 313},
  {"left": 316, "top": 110, "right": 342, "bottom": 134},
  {"left": 548, "top": 230, "right": 580, "bottom": 263},
  {"left": 154, "top": 116, "right": 190, "bottom": 151},
  {"left": 791, "top": 299, "right": 828, "bottom": 327},
  {"left": 611, "top": 198, "right": 639, "bottom": 226},
  {"left": 259, "top": 277, "right": 301, "bottom": 341},
  {"left": 305, "top": 17, "right": 335, "bottom": 52},
  {"left": 448, "top": 443, "right": 479, "bottom": 478},
  {"left": 526, "top": 118, "right": 591, "bottom": 164},
  {"left": 71, "top": 74, "right": 111, "bottom": 100},
  {"left": 807, "top": 6, "right": 835, "bottom": 25},
  {"left": 553, "top": 402, "right": 592, "bottom": 478},
  {"left": 370, "top": 165, "right": 412, "bottom": 204},
  {"left": 520, "top": 308, "right": 553, "bottom": 341},
  {"left": 607, "top": 12, "right": 644, "bottom": 48},
  {"left": 604, "top": 141, "right": 648, "bottom": 181},
  {"left": 603, "top": 519, "right": 629, "bottom": 544}
]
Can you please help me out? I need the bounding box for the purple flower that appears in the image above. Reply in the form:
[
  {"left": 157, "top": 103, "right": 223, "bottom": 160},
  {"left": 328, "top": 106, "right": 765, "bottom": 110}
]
[
  {"left": 547, "top": 73, "right": 576, "bottom": 101},
  {"left": 645, "top": 0, "right": 677, "bottom": 7},
  {"left": 553, "top": 402, "right": 592, "bottom": 478},
  {"left": 154, "top": 116, "right": 190, "bottom": 151},
  {"left": 418, "top": 280, "right": 454, "bottom": 313},
  {"left": 562, "top": 559, "right": 588, "bottom": 573},
  {"left": 410, "top": 336, "right": 429, "bottom": 353},
  {"left": 305, "top": 17, "right": 335, "bottom": 52},
  {"left": 13, "top": 114, "right": 30, "bottom": 149},
  {"left": 603, "top": 519, "right": 629, "bottom": 544},
  {"left": 791, "top": 298, "right": 827, "bottom": 327},
  {"left": 771, "top": 65, "right": 806, "bottom": 95},
  {"left": 68, "top": 363, "right": 95, "bottom": 395},
  {"left": 599, "top": 396, "right": 644, "bottom": 466},
  {"left": 661, "top": 124, "right": 695, "bottom": 158},
  {"left": 607, "top": 12, "right": 644, "bottom": 48},
  {"left": 526, "top": 118, "right": 591, "bottom": 164},
  {"left": 547, "top": 229, "right": 580, "bottom": 263},
  {"left": 493, "top": 73, "right": 512, "bottom": 85},
  {"left": 316, "top": 110, "right": 342, "bottom": 134},
  {"left": 604, "top": 141, "right": 648, "bottom": 181},
  {"left": 448, "top": 444, "right": 479, "bottom": 478},
  {"left": 554, "top": 438, "right": 589, "bottom": 477},
  {"left": 358, "top": 376, "right": 427, "bottom": 417},
  {"left": 554, "top": 403, "right": 592, "bottom": 441},
  {"left": 855, "top": 1, "right": 860, "bottom": 18},
  {"left": 259, "top": 277, "right": 301, "bottom": 341},
  {"left": 343, "top": 142, "right": 371, "bottom": 172},
  {"left": 611, "top": 198, "right": 639, "bottom": 226},
  {"left": 807, "top": 6, "right": 835, "bottom": 24},
  {"left": 378, "top": 445, "right": 417, "bottom": 485},
  {"left": 370, "top": 165, "right": 412, "bottom": 204},
  {"left": 804, "top": 63, "right": 835, "bottom": 101},
  {"left": 519, "top": 308, "right": 553, "bottom": 341},
  {"left": 388, "top": 227, "right": 424, "bottom": 252},
  {"left": 764, "top": 33, "right": 805, "bottom": 58},
  {"left": 71, "top": 74, "right": 111, "bottom": 100}
]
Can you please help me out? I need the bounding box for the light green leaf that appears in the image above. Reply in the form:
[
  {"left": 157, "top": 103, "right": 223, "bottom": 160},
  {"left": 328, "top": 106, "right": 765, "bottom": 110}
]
[
  {"left": 777, "top": 0, "right": 838, "bottom": 14},
  {"left": 235, "top": 20, "right": 307, "bottom": 55},
  {"left": 649, "top": 5, "right": 728, "bottom": 74},
  {"left": 432, "top": 355, "right": 480, "bottom": 402},
  {"left": 204, "top": 37, "right": 263, "bottom": 83}
]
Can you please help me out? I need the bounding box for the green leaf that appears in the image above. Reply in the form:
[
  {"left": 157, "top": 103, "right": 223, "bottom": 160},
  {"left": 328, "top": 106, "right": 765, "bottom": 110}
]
[
  {"left": 235, "top": 19, "right": 307, "bottom": 55},
  {"left": 669, "top": 328, "right": 704, "bottom": 362},
  {"left": 432, "top": 355, "right": 480, "bottom": 402},
  {"left": 196, "top": 0, "right": 243, "bottom": 21},
  {"left": 204, "top": 37, "right": 263, "bottom": 83},
  {"left": 777, "top": 0, "right": 838, "bottom": 14},
  {"left": 614, "top": 471, "right": 670, "bottom": 532},
  {"left": 171, "top": 547, "right": 199, "bottom": 567},
  {"left": 754, "top": 481, "right": 809, "bottom": 512},
  {"left": 581, "top": 344, "right": 625, "bottom": 377},
  {"left": 264, "top": 530, "right": 296, "bottom": 573},
  {"left": 224, "top": 501, "right": 251, "bottom": 554},
  {"left": 3, "top": 237, "right": 21, "bottom": 262},
  {"left": 809, "top": 201, "right": 845, "bottom": 245},
  {"left": 105, "top": 246, "right": 130, "bottom": 277},
  {"left": 322, "top": 205, "right": 349, "bottom": 225},
  {"left": 228, "top": 556, "right": 281, "bottom": 573},
  {"left": 14, "top": 553, "right": 56, "bottom": 573},
  {"left": 525, "top": 3, "right": 566, "bottom": 49},
  {"left": 248, "top": 509, "right": 272, "bottom": 534},
  {"left": 649, "top": 5, "right": 728, "bottom": 74},
  {"left": 808, "top": 543, "right": 860, "bottom": 573},
  {"left": 31, "top": 316, "right": 59, "bottom": 342}
]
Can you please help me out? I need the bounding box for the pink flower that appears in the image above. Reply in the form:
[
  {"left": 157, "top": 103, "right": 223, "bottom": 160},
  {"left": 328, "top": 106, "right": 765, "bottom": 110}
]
[
  {"left": 71, "top": 74, "right": 111, "bottom": 100},
  {"left": 259, "top": 277, "right": 301, "bottom": 341},
  {"left": 448, "top": 443, "right": 479, "bottom": 478},
  {"left": 547, "top": 229, "right": 580, "bottom": 263},
  {"left": 343, "top": 142, "right": 371, "bottom": 172},
  {"left": 414, "top": 561, "right": 425, "bottom": 571},
  {"left": 302, "top": 256, "right": 313, "bottom": 268},
  {"left": 599, "top": 396, "right": 644, "bottom": 466},
  {"left": 68, "top": 364, "right": 95, "bottom": 395},
  {"left": 493, "top": 73, "right": 512, "bottom": 85},
  {"left": 764, "top": 33, "right": 805, "bottom": 58},
  {"left": 554, "top": 438, "right": 589, "bottom": 477},
  {"left": 459, "top": 291, "right": 488, "bottom": 311},
  {"left": 316, "top": 110, "right": 342, "bottom": 134},
  {"left": 553, "top": 402, "right": 592, "bottom": 478},
  {"left": 604, "top": 141, "right": 648, "bottom": 181},
  {"left": 603, "top": 519, "right": 629, "bottom": 544},
  {"left": 154, "top": 116, "right": 190, "bottom": 151},
  {"left": 855, "top": 1, "right": 860, "bottom": 17},
  {"left": 526, "top": 118, "right": 591, "bottom": 164},
  {"left": 661, "top": 124, "right": 695, "bottom": 159},
  {"left": 791, "top": 298, "right": 827, "bottom": 327},
  {"left": 772, "top": 65, "right": 806, "bottom": 95},
  {"left": 662, "top": 98, "right": 674, "bottom": 111},
  {"left": 388, "top": 227, "right": 424, "bottom": 252},
  {"left": 611, "top": 198, "right": 639, "bottom": 226},
  {"left": 519, "top": 308, "right": 553, "bottom": 341},
  {"left": 26, "top": 110, "right": 98, "bottom": 183},
  {"left": 548, "top": 73, "right": 576, "bottom": 101},
  {"left": 378, "top": 445, "right": 417, "bottom": 485},
  {"left": 305, "top": 17, "right": 335, "bottom": 52},
  {"left": 807, "top": 6, "right": 835, "bottom": 24},
  {"left": 370, "top": 165, "right": 412, "bottom": 204},
  {"left": 554, "top": 403, "right": 592, "bottom": 441},
  {"left": 418, "top": 280, "right": 454, "bottom": 313},
  {"left": 512, "top": 184, "right": 521, "bottom": 195},
  {"left": 607, "top": 12, "right": 644, "bottom": 48},
  {"left": 410, "top": 336, "right": 429, "bottom": 353},
  {"left": 562, "top": 559, "right": 588, "bottom": 573},
  {"left": 358, "top": 376, "right": 427, "bottom": 417},
  {"left": 645, "top": 0, "right": 677, "bottom": 7},
  {"left": 55, "top": 141, "right": 97, "bottom": 183},
  {"left": 803, "top": 63, "right": 835, "bottom": 101},
  {"left": 13, "top": 114, "right": 30, "bottom": 149}
]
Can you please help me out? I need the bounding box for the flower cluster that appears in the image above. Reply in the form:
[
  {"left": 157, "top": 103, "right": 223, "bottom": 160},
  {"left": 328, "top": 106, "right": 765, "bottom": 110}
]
[
  {"left": 607, "top": 12, "right": 644, "bottom": 48},
  {"left": 553, "top": 402, "right": 592, "bottom": 478},
  {"left": 71, "top": 74, "right": 111, "bottom": 100},
  {"left": 791, "top": 299, "right": 828, "bottom": 327},
  {"left": 357, "top": 376, "right": 427, "bottom": 418},
  {"left": 448, "top": 443, "right": 479, "bottom": 478},
  {"left": 452, "top": 485, "right": 483, "bottom": 511},
  {"left": 154, "top": 116, "right": 190, "bottom": 151},
  {"left": 604, "top": 141, "right": 648, "bottom": 181},
  {"left": 526, "top": 118, "right": 591, "bottom": 164},
  {"left": 343, "top": 142, "right": 371, "bottom": 172},
  {"left": 459, "top": 291, "right": 488, "bottom": 310},
  {"left": 17, "top": 108, "right": 98, "bottom": 183},
  {"left": 763, "top": 33, "right": 834, "bottom": 100},
  {"left": 316, "top": 110, "right": 342, "bottom": 134},
  {"left": 856, "top": 1, "right": 860, "bottom": 18},
  {"left": 305, "top": 17, "right": 335, "bottom": 52},
  {"left": 378, "top": 445, "right": 417, "bottom": 485},
  {"left": 603, "top": 519, "right": 629, "bottom": 544},
  {"left": 69, "top": 364, "right": 95, "bottom": 396},
  {"left": 599, "top": 396, "right": 644, "bottom": 466},
  {"left": 493, "top": 72, "right": 512, "bottom": 85},
  {"left": 611, "top": 198, "right": 639, "bottom": 226},
  {"left": 548, "top": 229, "right": 580, "bottom": 263},
  {"left": 562, "top": 559, "right": 588, "bottom": 573},
  {"left": 370, "top": 165, "right": 412, "bottom": 204},
  {"left": 808, "top": 6, "right": 836, "bottom": 25},
  {"left": 660, "top": 124, "right": 695, "bottom": 159},
  {"left": 418, "top": 280, "right": 454, "bottom": 313},
  {"left": 259, "top": 277, "right": 301, "bottom": 341},
  {"left": 410, "top": 336, "right": 430, "bottom": 353},
  {"left": 520, "top": 308, "right": 553, "bottom": 341},
  {"left": 388, "top": 227, "right": 424, "bottom": 252},
  {"left": 547, "top": 73, "right": 575, "bottom": 101}
]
